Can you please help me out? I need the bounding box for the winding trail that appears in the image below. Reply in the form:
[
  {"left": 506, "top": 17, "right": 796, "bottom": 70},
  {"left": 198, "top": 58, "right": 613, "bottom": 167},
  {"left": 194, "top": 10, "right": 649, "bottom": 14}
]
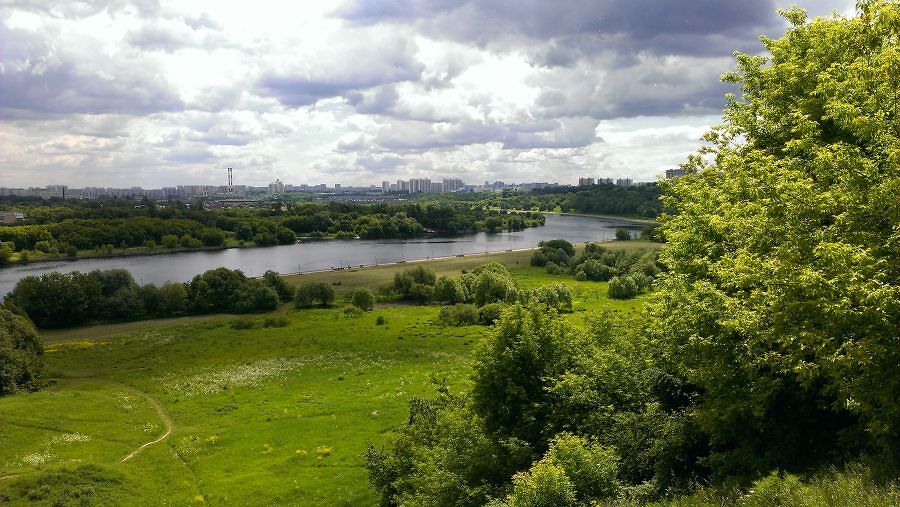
[{"left": 117, "top": 385, "right": 174, "bottom": 462}]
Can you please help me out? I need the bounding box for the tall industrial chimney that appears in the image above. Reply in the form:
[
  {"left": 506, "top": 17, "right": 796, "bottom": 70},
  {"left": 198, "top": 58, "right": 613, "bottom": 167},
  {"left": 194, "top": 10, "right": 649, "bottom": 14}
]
[{"left": 227, "top": 167, "right": 233, "bottom": 194}]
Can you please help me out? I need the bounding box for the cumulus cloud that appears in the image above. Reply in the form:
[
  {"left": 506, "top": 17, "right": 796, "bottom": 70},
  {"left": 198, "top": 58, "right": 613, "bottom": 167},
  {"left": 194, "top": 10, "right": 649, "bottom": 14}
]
[
  {"left": 255, "top": 32, "right": 424, "bottom": 108},
  {"left": 0, "top": 0, "right": 856, "bottom": 187}
]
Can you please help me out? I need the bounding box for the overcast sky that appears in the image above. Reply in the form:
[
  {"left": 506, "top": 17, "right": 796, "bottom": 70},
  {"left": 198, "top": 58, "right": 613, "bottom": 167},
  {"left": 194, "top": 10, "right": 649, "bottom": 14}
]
[{"left": 0, "top": 0, "right": 855, "bottom": 188}]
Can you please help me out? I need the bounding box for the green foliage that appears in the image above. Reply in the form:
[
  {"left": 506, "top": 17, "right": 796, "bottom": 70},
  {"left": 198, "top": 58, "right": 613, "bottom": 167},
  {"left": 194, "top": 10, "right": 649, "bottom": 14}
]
[
  {"left": 472, "top": 305, "right": 578, "bottom": 447},
  {"left": 540, "top": 240, "right": 574, "bottom": 257},
  {"left": 188, "top": 268, "right": 248, "bottom": 313},
  {"left": 526, "top": 283, "right": 573, "bottom": 312},
  {"left": 649, "top": 1, "right": 900, "bottom": 478},
  {"left": 0, "top": 308, "right": 43, "bottom": 395},
  {"left": 502, "top": 459, "right": 576, "bottom": 507},
  {"left": 438, "top": 304, "right": 479, "bottom": 326},
  {"left": 158, "top": 282, "right": 188, "bottom": 315},
  {"left": 544, "top": 433, "right": 619, "bottom": 501},
  {"left": 472, "top": 264, "right": 520, "bottom": 306},
  {"left": 179, "top": 233, "right": 202, "bottom": 248},
  {"left": 615, "top": 227, "right": 632, "bottom": 240},
  {"left": 161, "top": 234, "right": 179, "bottom": 249},
  {"left": 8, "top": 272, "right": 103, "bottom": 327},
  {"left": 234, "top": 280, "right": 279, "bottom": 313},
  {"left": 351, "top": 288, "right": 376, "bottom": 311},
  {"left": 391, "top": 266, "right": 437, "bottom": 303},
  {"left": 477, "top": 303, "right": 506, "bottom": 325},
  {"left": 531, "top": 240, "right": 573, "bottom": 268},
  {"left": 88, "top": 269, "right": 137, "bottom": 298},
  {"left": 375, "top": 315, "right": 387, "bottom": 325},
  {"left": 608, "top": 275, "right": 639, "bottom": 300},
  {"left": 199, "top": 228, "right": 226, "bottom": 246},
  {"left": 65, "top": 244, "right": 78, "bottom": 257},
  {"left": 364, "top": 390, "right": 526, "bottom": 507},
  {"left": 11, "top": 465, "right": 124, "bottom": 506},
  {"left": 105, "top": 285, "right": 146, "bottom": 321},
  {"left": 294, "top": 281, "right": 335, "bottom": 308},
  {"left": 0, "top": 244, "right": 11, "bottom": 266},
  {"left": 262, "top": 270, "right": 295, "bottom": 302}
]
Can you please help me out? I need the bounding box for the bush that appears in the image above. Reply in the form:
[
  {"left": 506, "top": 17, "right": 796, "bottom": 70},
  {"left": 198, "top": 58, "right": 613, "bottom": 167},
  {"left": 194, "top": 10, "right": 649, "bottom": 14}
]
[
  {"left": 503, "top": 460, "right": 576, "bottom": 507},
  {"left": 434, "top": 277, "right": 467, "bottom": 303},
  {"left": 0, "top": 308, "right": 44, "bottom": 395},
  {"left": 188, "top": 268, "right": 248, "bottom": 313},
  {"left": 262, "top": 270, "right": 294, "bottom": 302},
  {"left": 392, "top": 266, "right": 437, "bottom": 299},
  {"left": 8, "top": 272, "right": 103, "bottom": 328},
  {"left": 159, "top": 282, "right": 188, "bottom": 315},
  {"left": 179, "top": 234, "right": 202, "bottom": 248},
  {"left": 529, "top": 283, "right": 574, "bottom": 312},
  {"left": 65, "top": 245, "right": 78, "bottom": 257},
  {"left": 139, "top": 284, "right": 163, "bottom": 316},
  {"left": 376, "top": 315, "right": 386, "bottom": 325},
  {"left": 539, "top": 239, "right": 575, "bottom": 257},
  {"left": 530, "top": 251, "right": 549, "bottom": 267},
  {"left": 351, "top": 288, "right": 376, "bottom": 311},
  {"left": 230, "top": 317, "right": 257, "bottom": 330},
  {"left": 545, "top": 261, "right": 565, "bottom": 275},
  {"left": 608, "top": 275, "right": 639, "bottom": 300},
  {"left": 544, "top": 433, "right": 619, "bottom": 501},
  {"left": 438, "top": 304, "right": 479, "bottom": 326},
  {"left": 0, "top": 245, "right": 11, "bottom": 266},
  {"left": 615, "top": 228, "right": 631, "bottom": 240},
  {"left": 200, "top": 228, "right": 226, "bottom": 247},
  {"left": 294, "top": 281, "right": 335, "bottom": 308},
  {"left": 161, "top": 234, "right": 179, "bottom": 249},
  {"left": 234, "top": 280, "right": 279, "bottom": 313},
  {"left": 88, "top": 269, "right": 137, "bottom": 298},
  {"left": 105, "top": 285, "right": 146, "bottom": 321},
  {"left": 263, "top": 316, "right": 289, "bottom": 328},
  {"left": 478, "top": 303, "right": 506, "bottom": 325}
]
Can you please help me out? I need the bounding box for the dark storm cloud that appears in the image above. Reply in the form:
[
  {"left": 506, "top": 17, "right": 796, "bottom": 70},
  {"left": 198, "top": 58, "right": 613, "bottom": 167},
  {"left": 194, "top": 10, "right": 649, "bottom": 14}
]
[{"left": 0, "top": 22, "right": 183, "bottom": 117}]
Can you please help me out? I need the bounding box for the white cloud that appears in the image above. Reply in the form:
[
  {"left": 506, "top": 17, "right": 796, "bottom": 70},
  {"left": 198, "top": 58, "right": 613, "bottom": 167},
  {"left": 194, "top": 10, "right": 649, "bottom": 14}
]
[{"left": 0, "top": 0, "right": 856, "bottom": 187}]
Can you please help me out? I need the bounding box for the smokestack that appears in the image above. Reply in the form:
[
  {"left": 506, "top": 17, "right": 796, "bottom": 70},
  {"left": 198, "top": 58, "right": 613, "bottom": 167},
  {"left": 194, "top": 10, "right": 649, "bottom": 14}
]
[{"left": 227, "top": 167, "right": 233, "bottom": 194}]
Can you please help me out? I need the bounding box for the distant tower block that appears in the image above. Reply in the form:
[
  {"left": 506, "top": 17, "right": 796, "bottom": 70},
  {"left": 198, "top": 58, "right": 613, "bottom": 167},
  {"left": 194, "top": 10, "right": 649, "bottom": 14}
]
[{"left": 227, "top": 167, "right": 234, "bottom": 194}]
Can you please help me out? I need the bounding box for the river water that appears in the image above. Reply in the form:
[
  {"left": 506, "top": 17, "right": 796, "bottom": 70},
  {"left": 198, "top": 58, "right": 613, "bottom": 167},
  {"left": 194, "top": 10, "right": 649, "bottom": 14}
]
[{"left": 0, "top": 214, "right": 645, "bottom": 297}]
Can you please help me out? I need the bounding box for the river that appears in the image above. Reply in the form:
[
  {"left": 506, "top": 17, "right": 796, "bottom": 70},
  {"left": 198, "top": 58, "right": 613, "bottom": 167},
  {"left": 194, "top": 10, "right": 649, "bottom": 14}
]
[{"left": 0, "top": 214, "right": 646, "bottom": 297}]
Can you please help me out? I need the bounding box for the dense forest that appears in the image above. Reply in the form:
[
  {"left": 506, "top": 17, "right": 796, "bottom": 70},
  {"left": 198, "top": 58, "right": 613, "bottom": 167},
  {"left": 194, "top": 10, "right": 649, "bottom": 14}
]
[
  {"left": 420, "top": 183, "right": 663, "bottom": 218},
  {"left": 365, "top": 4, "right": 900, "bottom": 505},
  {"left": 0, "top": 200, "right": 543, "bottom": 259}
]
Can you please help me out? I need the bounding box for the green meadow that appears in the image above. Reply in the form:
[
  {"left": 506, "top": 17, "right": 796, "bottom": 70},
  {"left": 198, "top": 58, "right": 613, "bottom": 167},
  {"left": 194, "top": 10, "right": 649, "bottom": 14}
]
[{"left": 0, "top": 244, "right": 652, "bottom": 505}]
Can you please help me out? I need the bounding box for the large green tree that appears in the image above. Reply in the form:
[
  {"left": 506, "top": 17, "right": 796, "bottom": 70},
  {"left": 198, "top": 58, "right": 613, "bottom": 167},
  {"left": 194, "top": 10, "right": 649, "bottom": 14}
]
[
  {"left": 0, "top": 308, "right": 44, "bottom": 395},
  {"left": 650, "top": 1, "right": 900, "bottom": 476}
]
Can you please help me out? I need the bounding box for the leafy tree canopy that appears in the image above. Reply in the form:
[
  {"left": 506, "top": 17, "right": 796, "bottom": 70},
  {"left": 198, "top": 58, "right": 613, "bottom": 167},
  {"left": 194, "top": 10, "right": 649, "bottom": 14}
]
[{"left": 651, "top": 0, "right": 900, "bottom": 474}]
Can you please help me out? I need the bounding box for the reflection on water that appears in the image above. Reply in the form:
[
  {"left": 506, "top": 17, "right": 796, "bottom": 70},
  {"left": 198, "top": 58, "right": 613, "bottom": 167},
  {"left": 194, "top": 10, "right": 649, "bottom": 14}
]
[{"left": 0, "top": 214, "right": 645, "bottom": 297}]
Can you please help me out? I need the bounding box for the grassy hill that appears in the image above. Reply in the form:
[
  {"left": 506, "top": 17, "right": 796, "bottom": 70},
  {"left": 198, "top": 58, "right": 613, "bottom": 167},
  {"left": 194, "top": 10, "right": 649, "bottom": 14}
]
[{"left": 0, "top": 246, "right": 652, "bottom": 505}]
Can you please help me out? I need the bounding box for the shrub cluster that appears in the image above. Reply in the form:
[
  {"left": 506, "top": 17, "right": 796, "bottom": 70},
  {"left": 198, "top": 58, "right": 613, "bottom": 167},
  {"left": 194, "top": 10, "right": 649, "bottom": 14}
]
[
  {"left": 294, "top": 281, "right": 336, "bottom": 308},
  {"left": 7, "top": 267, "right": 289, "bottom": 328},
  {"left": 0, "top": 307, "right": 43, "bottom": 396}
]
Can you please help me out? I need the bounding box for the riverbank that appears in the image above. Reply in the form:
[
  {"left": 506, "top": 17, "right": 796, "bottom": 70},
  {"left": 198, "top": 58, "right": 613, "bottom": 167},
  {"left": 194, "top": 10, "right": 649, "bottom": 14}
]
[
  {"left": 40, "top": 239, "right": 660, "bottom": 342},
  {"left": 3, "top": 242, "right": 246, "bottom": 267},
  {"left": 545, "top": 211, "right": 659, "bottom": 225}
]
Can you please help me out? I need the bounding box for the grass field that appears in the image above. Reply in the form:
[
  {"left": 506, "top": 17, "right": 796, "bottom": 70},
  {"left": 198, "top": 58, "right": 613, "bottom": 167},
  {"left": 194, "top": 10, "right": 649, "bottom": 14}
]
[{"left": 0, "top": 243, "right": 656, "bottom": 505}]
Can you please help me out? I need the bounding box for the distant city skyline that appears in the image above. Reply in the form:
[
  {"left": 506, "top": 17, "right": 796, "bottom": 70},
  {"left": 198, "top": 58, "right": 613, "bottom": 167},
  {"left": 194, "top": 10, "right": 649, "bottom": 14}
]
[{"left": 1, "top": 1, "right": 854, "bottom": 188}]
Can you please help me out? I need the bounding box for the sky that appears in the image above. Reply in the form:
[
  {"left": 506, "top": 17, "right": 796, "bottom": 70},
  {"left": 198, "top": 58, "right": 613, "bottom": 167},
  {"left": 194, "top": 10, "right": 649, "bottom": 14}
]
[{"left": 0, "top": 0, "right": 855, "bottom": 188}]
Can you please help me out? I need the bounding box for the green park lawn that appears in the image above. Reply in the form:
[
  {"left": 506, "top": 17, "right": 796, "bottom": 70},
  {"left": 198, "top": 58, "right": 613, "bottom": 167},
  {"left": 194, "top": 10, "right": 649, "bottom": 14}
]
[{"left": 0, "top": 244, "right": 654, "bottom": 505}]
